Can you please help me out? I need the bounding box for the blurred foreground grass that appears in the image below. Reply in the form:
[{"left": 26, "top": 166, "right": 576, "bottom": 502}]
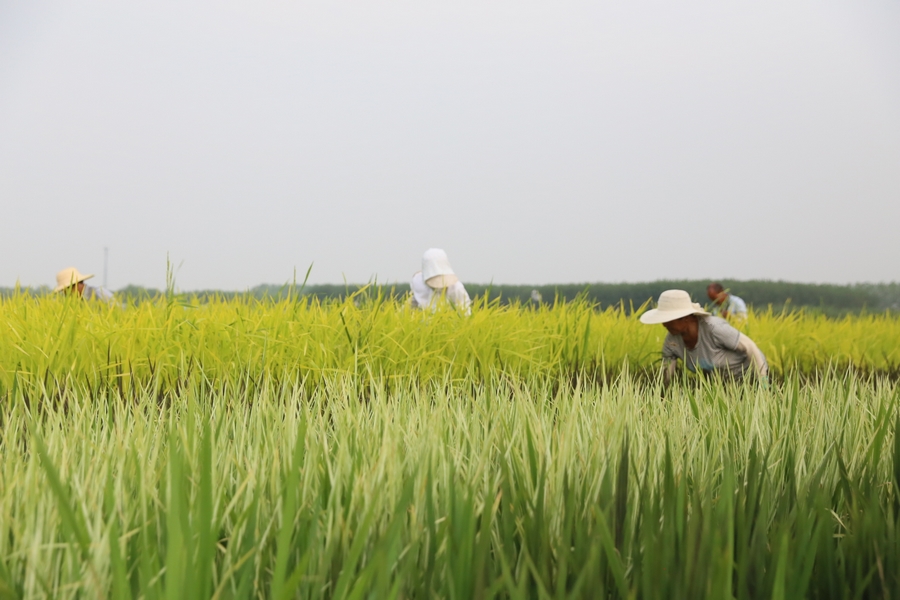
[{"left": 2, "top": 374, "right": 900, "bottom": 598}]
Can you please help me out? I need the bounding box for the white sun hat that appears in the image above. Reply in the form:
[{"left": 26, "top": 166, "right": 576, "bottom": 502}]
[
  {"left": 54, "top": 267, "right": 94, "bottom": 292},
  {"left": 421, "top": 248, "right": 459, "bottom": 289},
  {"left": 639, "top": 289, "right": 710, "bottom": 324}
]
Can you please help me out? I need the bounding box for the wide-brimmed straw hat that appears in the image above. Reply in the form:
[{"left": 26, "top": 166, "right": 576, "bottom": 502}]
[
  {"left": 421, "top": 248, "right": 458, "bottom": 289},
  {"left": 54, "top": 267, "right": 94, "bottom": 292},
  {"left": 639, "top": 289, "right": 709, "bottom": 324}
]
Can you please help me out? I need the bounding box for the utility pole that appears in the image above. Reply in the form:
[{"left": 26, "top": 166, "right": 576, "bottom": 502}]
[{"left": 103, "top": 247, "right": 108, "bottom": 289}]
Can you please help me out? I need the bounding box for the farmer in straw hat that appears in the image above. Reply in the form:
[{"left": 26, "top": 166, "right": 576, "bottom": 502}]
[
  {"left": 54, "top": 267, "right": 114, "bottom": 301},
  {"left": 410, "top": 248, "right": 471, "bottom": 312},
  {"left": 640, "top": 290, "right": 767, "bottom": 384}
]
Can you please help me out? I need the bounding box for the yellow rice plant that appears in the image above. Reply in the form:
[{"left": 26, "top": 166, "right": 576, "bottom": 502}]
[{"left": 0, "top": 292, "right": 898, "bottom": 392}]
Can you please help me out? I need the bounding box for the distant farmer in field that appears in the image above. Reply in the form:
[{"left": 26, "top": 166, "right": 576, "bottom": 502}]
[
  {"left": 410, "top": 248, "right": 471, "bottom": 312},
  {"left": 640, "top": 290, "right": 767, "bottom": 384},
  {"left": 706, "top": 282, "right": 748, "bottom": 321},
  {"left": 55, "top": 267, "right": 114, "bottom": 302}
]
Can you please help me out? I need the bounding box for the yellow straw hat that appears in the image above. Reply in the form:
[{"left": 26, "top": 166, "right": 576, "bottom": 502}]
[{"left": 54, "top": 267, "right": 94, "bottom": 293}]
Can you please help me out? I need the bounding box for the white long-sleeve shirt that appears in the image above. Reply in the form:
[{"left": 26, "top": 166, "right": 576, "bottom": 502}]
[
  {"left": 409, "top": 272, "right": 471, "bottom": 312},
  {"left": 83, "top": 285, "right": 115, "bottom": 303}
]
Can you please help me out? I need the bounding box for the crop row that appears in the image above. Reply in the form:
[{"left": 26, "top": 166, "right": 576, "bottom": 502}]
[{"left": 2, "top": 295, "right": 899, "bottom": 390}]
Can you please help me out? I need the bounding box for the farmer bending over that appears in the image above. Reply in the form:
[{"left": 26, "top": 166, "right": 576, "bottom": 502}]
[
  {"left": 410, "top": 248, "right": 471, "bottom": 312},
  {"left": 706, "top": 282, "right": 747, "bottom": 321},
  {"left": 640, "top": 289, "right": 766, "bottom": 384},
  {"left": 55, "top": 267, "right": 114, "bottom": 302}
]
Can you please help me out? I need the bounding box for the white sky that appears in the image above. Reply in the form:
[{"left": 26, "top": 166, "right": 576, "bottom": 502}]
[{"left": 1, "top": 0, "right": 899, "bottom": 290}]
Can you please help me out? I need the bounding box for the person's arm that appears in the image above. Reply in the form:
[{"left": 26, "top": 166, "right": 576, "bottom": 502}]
[
  {"left": 448, "top": 282, "right": 472, "bottom": 314},
  {"left": 409, "top": 272, "right": 428, "bottom": 309},
  {"left": 729, "top": 296, "right": 748, "bottom": 321},
  {"left": 735, "top": 333, "right": 767, "bottom": 378},
  {"left": 660, "top": 336, "right": 681, "bottom": 387},
  {"left": 85, "top": 285, "right": 114, "bottom": 303},
  {"left": 662, "top": 357, "right": 678, "bottom": 386}
]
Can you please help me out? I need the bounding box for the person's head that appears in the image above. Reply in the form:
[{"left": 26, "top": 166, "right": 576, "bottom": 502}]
[
  {"left": 421, "top": 248, "right": 458, "bottom": 289},
  {"left": 706, "top": 282, "right": 727, "bottom": 304},
  {"left": 639, "top": 289, "right": 710, "bottom": 331},
  {"left": 55, "top": 267, "right": 93, "bottom": 296},
  {"left": 663, "top": 314, "right": 699, "bottom": 337}
]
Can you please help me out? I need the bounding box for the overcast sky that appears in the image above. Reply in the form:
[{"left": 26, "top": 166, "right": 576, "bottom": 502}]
[{"left": 1, "top": 0, "right": 898, "bottom": 290}]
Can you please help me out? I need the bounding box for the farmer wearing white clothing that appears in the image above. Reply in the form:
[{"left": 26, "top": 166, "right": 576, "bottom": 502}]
[
  {"left": 640, "top": 290, "right": 767, "bottom": 384},
  {"left": 410, "top": 249, "right": 471, "bottom": 311},
  {"left": 55, "top": 267, "right": 114, "bottom": 302},
  {"left": 706, "top": 282, "right": 748, "bottom": 321}
]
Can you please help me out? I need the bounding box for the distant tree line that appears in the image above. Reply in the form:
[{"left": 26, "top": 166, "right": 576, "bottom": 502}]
[
  {"left": 3, "top": 280, "right": 898, "bottom": 315},
  {"left": 463, "top": 280, "right": 900, "bottom": 315}
]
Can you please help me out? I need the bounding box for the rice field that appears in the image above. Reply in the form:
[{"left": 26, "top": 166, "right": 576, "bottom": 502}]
[
  {"left": 2, "top": 291, "right": 899, "bottom": 387},
  {"left": 1, "top": 293, "right": 900, "bottom": 598}
]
